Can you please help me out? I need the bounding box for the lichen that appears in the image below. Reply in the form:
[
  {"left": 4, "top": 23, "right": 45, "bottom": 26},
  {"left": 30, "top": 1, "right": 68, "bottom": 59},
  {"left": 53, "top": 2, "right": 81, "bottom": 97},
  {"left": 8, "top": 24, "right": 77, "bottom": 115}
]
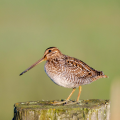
[{"left": 13, "top": 99, "right": 110, "bottom": 120}]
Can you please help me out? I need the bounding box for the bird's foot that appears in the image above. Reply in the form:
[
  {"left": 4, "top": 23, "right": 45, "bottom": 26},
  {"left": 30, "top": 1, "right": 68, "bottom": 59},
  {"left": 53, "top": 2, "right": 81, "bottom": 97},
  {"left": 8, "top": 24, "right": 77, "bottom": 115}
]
[
  {"left": 52, "top": 100, "right": 79, "bottom": 105},
  {"left": 64, "top": 101, "right": 79, "bottom": 105},
  {"left": 52, "top": 100, "right": 69, "bottom": 105}
]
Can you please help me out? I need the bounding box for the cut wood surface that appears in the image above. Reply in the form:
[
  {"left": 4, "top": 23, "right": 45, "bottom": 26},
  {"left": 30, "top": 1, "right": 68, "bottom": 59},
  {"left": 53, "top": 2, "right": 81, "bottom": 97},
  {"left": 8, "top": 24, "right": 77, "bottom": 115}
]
[{"left": 13, "top": 99, "right": 110, "bottom": 120}]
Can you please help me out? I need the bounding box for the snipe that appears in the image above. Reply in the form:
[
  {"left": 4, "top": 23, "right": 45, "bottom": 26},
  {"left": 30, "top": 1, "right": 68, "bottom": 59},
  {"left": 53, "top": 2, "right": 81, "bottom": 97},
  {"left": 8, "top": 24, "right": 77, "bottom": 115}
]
[{"left": 20, "top": 47, "right": 108, "bottom": 104}]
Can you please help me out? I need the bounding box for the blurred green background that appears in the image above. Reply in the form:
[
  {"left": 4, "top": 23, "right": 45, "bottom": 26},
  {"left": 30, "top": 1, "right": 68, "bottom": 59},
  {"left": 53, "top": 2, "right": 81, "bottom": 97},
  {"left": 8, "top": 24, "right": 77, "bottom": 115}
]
[{"left": 0, "top": 0, "right": 120, "bottom": 119}]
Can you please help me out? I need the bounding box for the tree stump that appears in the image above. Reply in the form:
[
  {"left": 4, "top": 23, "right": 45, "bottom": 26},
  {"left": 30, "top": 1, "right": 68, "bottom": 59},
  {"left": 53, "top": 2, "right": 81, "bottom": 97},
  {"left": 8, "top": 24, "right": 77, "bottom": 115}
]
[{"left": 13, "top": 99, "right": 110, "bottom": 120}]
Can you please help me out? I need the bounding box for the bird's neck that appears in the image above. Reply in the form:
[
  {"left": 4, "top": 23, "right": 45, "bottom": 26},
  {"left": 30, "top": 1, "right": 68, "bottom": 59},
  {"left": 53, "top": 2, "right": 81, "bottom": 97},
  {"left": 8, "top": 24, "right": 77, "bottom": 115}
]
[{"left": 48, "top": 54, "right": 65, "bottom": 61}]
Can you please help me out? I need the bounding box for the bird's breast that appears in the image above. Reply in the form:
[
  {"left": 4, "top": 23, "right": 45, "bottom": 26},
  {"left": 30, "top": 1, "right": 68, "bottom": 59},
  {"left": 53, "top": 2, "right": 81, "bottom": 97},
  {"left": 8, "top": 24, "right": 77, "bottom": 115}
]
[{"left": 44, "top": 61, "right": 78, "bottom": 88}]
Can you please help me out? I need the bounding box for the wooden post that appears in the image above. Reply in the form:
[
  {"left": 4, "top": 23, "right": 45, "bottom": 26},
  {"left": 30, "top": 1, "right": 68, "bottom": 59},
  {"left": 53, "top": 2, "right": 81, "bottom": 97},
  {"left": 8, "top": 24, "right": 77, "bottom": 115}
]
[{"left": 13, "top": 99, "right": 110, "bottom": 120}]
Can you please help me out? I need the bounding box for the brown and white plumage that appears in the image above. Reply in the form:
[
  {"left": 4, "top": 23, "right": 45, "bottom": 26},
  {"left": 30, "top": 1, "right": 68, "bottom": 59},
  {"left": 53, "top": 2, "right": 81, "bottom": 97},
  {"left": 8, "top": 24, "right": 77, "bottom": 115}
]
[
  {"left": 45, "top": 54, "right": 107, "bottom": 88},
  {"left": 20, "top": 47, "right": 108, "bottom": 104}
]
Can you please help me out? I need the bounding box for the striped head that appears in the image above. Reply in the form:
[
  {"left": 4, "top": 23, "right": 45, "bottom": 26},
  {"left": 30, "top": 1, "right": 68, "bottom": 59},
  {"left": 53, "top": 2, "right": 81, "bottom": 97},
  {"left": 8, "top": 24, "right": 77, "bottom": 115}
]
[{"left": 43, "top": 47, "right": 62, "bottom": 60}]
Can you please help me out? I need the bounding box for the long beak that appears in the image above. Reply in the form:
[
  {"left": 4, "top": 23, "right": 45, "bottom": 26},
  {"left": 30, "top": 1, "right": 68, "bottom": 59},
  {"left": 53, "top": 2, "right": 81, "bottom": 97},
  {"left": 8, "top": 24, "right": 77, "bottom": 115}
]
[{"left": 19, "top": 57, "right": 45, "bottom": 76}]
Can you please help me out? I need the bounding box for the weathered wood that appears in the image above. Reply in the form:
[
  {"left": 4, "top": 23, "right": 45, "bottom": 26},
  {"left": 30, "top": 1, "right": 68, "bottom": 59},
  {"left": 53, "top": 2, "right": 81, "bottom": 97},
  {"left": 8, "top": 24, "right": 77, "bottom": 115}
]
[{"left": 13, "top": 99, "right": 110, "bottom": 120}]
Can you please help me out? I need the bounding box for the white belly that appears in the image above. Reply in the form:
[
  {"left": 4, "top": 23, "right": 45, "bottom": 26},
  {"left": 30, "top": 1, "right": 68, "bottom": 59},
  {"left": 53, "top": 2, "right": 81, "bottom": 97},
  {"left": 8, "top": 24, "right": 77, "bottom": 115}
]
[{"left": 44, "top": 65, "right": 76, "bottom": 88}]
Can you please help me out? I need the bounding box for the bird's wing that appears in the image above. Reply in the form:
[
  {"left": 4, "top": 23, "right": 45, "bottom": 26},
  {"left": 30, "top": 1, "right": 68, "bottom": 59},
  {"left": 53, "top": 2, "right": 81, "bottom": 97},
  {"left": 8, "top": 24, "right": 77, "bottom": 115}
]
[{"left": 63, "top": 55, "right": 96, "bottom": 78}]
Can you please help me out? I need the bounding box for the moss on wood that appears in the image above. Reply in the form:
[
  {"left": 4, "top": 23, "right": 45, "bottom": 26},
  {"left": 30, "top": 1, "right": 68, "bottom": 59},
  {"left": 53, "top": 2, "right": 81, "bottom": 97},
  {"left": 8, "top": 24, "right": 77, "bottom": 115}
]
[{"left": 13, "top": 99, "right": 110, "bottom": 120}]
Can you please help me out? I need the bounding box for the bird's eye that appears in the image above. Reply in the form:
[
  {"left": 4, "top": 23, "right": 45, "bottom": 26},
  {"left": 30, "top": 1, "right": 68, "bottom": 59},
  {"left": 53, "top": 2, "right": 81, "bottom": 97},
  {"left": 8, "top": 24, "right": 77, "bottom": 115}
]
[{"left": 49, "top": 50, "right": 52, "bottom": 53}]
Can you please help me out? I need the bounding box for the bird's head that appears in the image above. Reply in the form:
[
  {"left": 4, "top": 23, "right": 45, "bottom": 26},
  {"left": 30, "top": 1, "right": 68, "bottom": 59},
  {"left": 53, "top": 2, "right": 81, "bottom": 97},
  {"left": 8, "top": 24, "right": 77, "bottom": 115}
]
[
  {"left": 43, "top": 47, "right": 61, "bottom": 60},
  {"left": 19, "top": 47, "right": 61, "bottom": 76}
]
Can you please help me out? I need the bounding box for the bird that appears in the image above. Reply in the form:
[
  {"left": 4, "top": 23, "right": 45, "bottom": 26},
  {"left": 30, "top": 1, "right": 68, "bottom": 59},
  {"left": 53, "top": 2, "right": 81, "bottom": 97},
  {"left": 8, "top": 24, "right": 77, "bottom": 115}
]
[{"left": 20, "top": 47, "right": 108, "bottom": 105}]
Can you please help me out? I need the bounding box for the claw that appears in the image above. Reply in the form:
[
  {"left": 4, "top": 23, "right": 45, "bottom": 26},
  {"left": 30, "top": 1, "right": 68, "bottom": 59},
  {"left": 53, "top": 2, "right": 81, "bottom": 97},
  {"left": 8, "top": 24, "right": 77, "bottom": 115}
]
[{"left": 52, "top": 100, "right": 69, "bottom": 105}]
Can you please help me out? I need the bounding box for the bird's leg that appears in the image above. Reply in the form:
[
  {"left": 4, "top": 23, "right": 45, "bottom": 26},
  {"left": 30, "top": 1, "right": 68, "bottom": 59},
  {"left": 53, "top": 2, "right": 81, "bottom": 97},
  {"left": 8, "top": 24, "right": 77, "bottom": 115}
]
[
  {"left": 76, "top": 86, "right": 82, "bottom": 102},
  {"left": 66, "top": 88, "right": 76, "bottom": 101},
  {"left": 64, "top": 87, "right": 82, "bottom": 105},
  {"left": 52, "top": 88, "right": 76, "bottom": 105}
]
